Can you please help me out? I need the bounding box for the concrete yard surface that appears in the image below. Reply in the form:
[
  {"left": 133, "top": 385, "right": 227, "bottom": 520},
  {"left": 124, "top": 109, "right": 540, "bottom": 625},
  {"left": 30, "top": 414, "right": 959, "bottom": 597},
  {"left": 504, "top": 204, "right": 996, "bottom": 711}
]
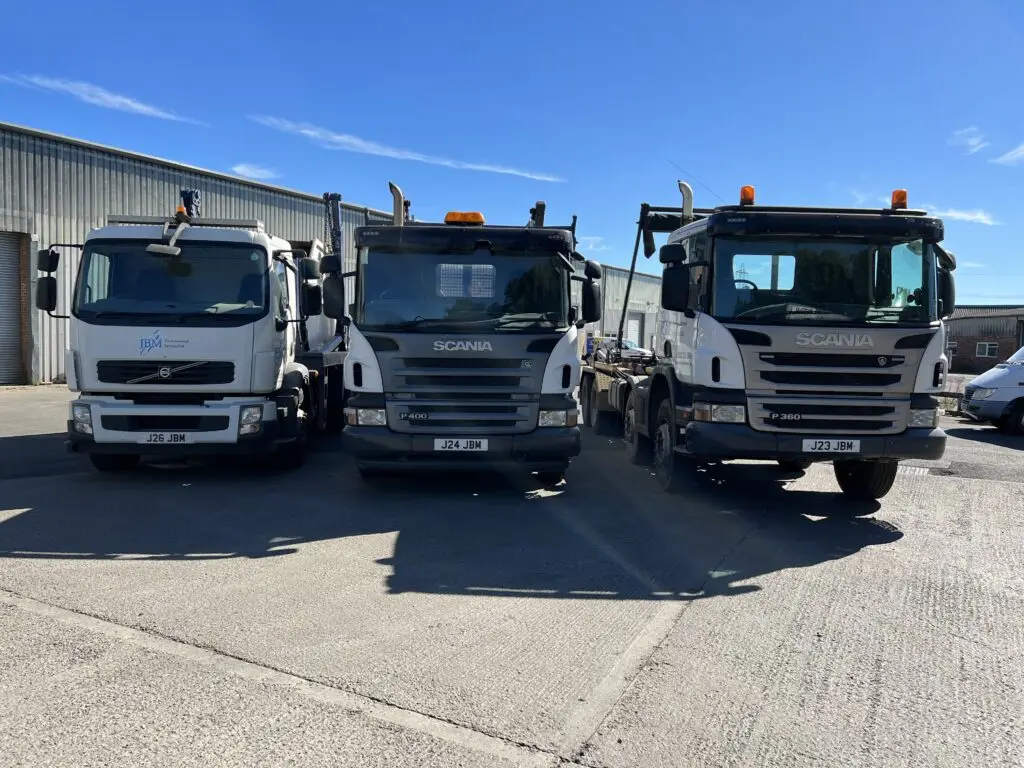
[{"left": 0, "top": 385, "right": 1022, "bottom": 767}]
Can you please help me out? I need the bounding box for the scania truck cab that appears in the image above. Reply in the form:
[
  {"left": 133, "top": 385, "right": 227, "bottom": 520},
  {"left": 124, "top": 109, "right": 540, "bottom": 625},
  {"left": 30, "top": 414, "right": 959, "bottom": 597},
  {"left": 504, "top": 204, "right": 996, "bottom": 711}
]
[
  {"left": 624, "top": 182, "right": 957, "bottom": 500},
  {"left": 320, "top": 182, "right": 603, "bottom": 484},
  {"left": 34, "top": 190, "right": 343, "bottom": 472}
]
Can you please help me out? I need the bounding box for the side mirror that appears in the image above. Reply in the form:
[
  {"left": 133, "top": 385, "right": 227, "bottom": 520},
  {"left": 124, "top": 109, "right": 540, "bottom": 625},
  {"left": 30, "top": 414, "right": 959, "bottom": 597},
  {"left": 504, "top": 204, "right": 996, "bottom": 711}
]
[
  {"left": 661, "top": 265, "right": 690, "bottom": 312},
  {"left": 299, "top": 258, "right": 321, "bottom": 281},
  {"left": 37, "top": 248, "right": 60, "bottom": 273},
  {"left": 584, "top": 259, "right": 602, "bottom": 280},
  {"left": 302, "top": 283, "right": 323, "bottom": 316},
  {"left": 322, "top": 274, "right": 346, "bottom": 319},
  {"left": 939, "top": 270, "right": 956, "bottom": 319},
  {"left": 659, "top": 243, "right": 686, "bottom": 264},
  {"left": 35, "top": 276, "right": 58, "bottom": 312},
  {"left": 582, "top": 281, "right": 602, "bottom": 323},
  {"left": 320, "top": 254, "right": 342, "bottom": 274}
]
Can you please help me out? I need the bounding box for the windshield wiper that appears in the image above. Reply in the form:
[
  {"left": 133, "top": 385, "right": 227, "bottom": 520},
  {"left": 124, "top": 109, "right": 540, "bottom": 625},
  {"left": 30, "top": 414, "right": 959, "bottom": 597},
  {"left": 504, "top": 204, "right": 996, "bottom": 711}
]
[{"left": 493, "top": 312, "right": 560, "bottom": 328}]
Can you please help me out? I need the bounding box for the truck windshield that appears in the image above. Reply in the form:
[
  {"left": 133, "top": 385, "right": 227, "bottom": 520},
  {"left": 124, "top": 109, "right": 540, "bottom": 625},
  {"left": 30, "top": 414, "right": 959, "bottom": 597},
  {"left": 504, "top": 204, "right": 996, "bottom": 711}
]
[
  {"left": 73, "top": 241, "right": 269, "bottom": 325},
  {"left": 711, "top": 237, "right": 938, "bottom": 325},
  {"left": 356, "top": 249, "right": 567, "bottom": 331}
]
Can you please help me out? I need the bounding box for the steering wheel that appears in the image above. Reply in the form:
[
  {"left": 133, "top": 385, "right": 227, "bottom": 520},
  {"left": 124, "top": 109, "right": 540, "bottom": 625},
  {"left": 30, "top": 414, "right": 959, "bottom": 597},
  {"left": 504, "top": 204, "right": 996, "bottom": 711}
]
[{"left": 734, "top": 279, "right": 758, "bottom": 291}]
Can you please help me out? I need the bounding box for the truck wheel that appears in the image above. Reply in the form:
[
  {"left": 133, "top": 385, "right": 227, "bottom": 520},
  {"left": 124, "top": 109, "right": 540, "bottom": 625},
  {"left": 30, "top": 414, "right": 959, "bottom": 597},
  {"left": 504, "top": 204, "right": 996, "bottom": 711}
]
[
  {"left": 833, "top": 460, "right": 899, "bottom": 501},
  {"left": 1000, "top": 401, "right": 1024, "bottom": 436},
  {"left": 324, "top": 371, "right": 346, "bottom": 434},
  {"left": 276, "top": 410, "right": 308, "bottom": 470},
  {"left": 624, "top": 391, "right": 653, "bottom": 465},
  {"left": 89, "top": 453, "right": 140, "bottom": 472},
  {"left": 580, "top": 378, "right": 594, "bottom": 428},
  {"left": 652, "top": 398, "right": 686, "bottom": 492},
  {"left": 590, "top": 384, "right": 619, "bottom": 436},
  {"left": 777, "top": 459, "right": 811, "bottom": 471}
]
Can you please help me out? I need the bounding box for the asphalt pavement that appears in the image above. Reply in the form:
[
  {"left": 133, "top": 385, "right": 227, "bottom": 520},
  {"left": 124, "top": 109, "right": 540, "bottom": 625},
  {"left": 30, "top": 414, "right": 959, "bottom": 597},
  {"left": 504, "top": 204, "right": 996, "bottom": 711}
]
[{"left": 1, "top": 385, "right": 1021, "bottom": 768}]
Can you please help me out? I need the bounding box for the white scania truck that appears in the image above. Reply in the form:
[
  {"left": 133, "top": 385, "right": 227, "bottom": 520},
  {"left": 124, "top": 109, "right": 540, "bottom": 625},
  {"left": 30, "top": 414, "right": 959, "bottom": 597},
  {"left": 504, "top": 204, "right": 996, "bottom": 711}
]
[
  {"left": 318, "top": 182, "right": 603, "bottom": 484},
  {"left": 583, "top": 182, "right": 957, "bottom": 501},
  {"left": 35, "top": 190, "right": 345, "bottom": 471}
]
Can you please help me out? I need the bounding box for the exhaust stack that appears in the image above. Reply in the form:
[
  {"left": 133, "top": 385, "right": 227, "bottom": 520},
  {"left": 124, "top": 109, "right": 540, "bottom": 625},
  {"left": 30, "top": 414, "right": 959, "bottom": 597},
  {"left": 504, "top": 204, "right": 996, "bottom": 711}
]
[
  {"left": 388, "top": 182, "right": 405, "bottom": 227},
  {"left": 677, "top": 180, "right": 694, "bottom": 221}
]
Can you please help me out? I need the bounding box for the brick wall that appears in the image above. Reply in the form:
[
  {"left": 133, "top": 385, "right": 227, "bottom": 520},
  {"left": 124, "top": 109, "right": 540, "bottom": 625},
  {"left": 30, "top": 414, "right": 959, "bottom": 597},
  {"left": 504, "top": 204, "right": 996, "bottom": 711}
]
[{"left": 948, "top": 334, "right": 1018, "bottom": 374}]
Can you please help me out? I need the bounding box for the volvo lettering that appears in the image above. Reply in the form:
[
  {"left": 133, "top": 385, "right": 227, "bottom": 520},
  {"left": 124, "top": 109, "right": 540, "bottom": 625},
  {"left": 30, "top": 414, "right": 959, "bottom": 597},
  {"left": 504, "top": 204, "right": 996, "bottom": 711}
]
[
  {"left": 582, "top": 182, "right": 957, "bottom": 501},
  {"left": 321, "top": 182, "right": 603, "bottom": 484}
]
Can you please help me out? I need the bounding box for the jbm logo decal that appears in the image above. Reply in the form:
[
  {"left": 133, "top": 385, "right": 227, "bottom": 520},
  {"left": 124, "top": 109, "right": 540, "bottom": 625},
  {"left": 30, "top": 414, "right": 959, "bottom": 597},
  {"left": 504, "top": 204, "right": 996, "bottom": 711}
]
[
  {"left": 433, "top": 340, "right": 494, "bottom": 352},
  {"left": 139, "top": 330, "right": 163, "bottom": 355}
]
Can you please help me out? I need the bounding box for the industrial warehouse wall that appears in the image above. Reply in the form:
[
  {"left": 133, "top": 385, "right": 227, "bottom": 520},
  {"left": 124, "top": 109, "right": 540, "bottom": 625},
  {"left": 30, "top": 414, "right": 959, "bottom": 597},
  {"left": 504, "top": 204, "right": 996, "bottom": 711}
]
[
  {"left": 0, "top": 123, "right": 390, "bottom": 383},
  {"left": 597, "top": 266, "right": 662, "bottom": 349},
  {"left": 946, "top": 314, "right": 1024, "bottom": 373}
]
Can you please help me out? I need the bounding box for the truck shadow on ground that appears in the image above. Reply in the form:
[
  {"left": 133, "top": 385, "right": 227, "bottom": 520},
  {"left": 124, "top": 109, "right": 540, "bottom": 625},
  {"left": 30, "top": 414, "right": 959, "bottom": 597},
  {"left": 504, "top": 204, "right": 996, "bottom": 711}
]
[{"left": 0, "top": 431, "right": 903, "bottom": 604}]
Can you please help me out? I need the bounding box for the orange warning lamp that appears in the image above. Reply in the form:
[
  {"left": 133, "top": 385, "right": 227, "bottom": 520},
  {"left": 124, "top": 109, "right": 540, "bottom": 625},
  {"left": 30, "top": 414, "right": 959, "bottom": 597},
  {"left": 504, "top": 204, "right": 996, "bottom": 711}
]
[
  {"left": 891, "top": 189, "right": 908, "bottom": 210},
  {"left": 444, "top": 211, "right": 486, "bottom": 225},
  {"left": 739, "top": 185, "right": 755, "bottom": 206}
]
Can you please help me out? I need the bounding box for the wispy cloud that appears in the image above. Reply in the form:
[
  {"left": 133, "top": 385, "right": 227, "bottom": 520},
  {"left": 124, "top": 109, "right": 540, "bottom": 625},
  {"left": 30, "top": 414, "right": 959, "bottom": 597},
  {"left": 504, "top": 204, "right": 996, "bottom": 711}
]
[
  {"left": 577, "top": 236, "right": 609, "bottom": 253},
  {"left": 231, "top": 163, "right": 279, "bottom": 181},
  {"left": 929, "top": 208, "right": 998, "bottom": 226},
  {"left": 959, "top": 261, "right": 985, "bottom": 268},
  {"left": 0, "top": 74, "right": 202, "bottom": 124},
  {"left": 991, "top": 143, "right": 1024, "bottom": 166},
  {"left": 849, "top": 188, "right": 870, "bottom": 205},
  {"left": 249, "top": 115, "right": 564, "bottom": 182},
  {"left": 948, "top": 126, "right": 989, "bottom": 155}
]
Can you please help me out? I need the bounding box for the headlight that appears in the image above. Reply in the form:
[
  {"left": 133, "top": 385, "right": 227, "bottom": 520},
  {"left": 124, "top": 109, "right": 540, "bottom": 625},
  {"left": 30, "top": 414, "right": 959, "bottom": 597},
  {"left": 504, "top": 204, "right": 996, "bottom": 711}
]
[
  {"left": 908, "top": 408, "right": 939, "bottom": 428},
  {"left": 71, "top": 403, "right": 93, "bottom": 435},
  {"left": 971, "top": 388, "right": 996, "bottom": 400},
  {"left": 539, "top": 409, "right": 578, "bottom": 428},
  {"left": 345, "top": 407, "right": 387, "bottom": 427},
  {"left": 239, "top": 405, "right": 263, "bottom": 436},
  {"left": 693, "top": 403, "right": 746, "bottom": 424}
]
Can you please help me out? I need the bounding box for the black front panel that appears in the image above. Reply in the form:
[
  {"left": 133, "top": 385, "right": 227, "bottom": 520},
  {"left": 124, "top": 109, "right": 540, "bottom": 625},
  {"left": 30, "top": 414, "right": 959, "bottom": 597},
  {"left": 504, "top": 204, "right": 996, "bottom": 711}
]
[{"left": 96, "top": 360, "right": 235, "bottom": 386}]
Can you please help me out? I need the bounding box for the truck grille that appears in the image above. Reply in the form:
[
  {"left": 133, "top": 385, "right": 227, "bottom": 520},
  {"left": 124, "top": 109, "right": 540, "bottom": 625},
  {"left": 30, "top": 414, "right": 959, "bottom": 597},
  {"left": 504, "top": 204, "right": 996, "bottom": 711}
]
[
  {"left": 100, "top": 415, "right": 230, "bottom": 432},
  {"left": 96, "top": 360, "right": 235, "bottom": 386},
  {"left": 728, "top": 325, "right": 936, "bottom": 436},
  {"left": 748, "top": 397, "right": 909, "bottom": 435},
  {"left": 387, "top": 392, "right": 535, "bottom": 435}
]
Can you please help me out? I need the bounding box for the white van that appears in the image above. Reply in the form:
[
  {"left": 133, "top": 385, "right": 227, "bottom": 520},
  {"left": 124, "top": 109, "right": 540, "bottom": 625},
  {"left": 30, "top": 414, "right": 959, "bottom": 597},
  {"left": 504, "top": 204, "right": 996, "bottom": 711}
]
[{"left": 962, "top": 345, "right": 1024, "bottom": 434}]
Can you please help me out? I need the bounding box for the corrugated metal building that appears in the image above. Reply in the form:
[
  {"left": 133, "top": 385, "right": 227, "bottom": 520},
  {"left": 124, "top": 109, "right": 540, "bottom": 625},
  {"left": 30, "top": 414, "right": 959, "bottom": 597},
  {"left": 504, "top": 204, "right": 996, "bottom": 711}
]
[
  {"left": 946, "top": 305, "right": 1024, "bottom": 373},
  {"left": 584, "top": 264, "right": 662, "bottom": 350},
  {"left": 0, "top": 121, "right": 391, "bottom": 385}
]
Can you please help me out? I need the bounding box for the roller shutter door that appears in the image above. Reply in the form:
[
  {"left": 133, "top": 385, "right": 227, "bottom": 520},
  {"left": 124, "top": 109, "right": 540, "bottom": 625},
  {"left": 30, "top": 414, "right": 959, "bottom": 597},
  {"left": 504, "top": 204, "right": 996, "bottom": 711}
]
[
  {"left": 0, "top": 233, "right": 23, "bottom": 384},
  {"left": 625, "top": 313, "right": 642, "bottom": 345}
]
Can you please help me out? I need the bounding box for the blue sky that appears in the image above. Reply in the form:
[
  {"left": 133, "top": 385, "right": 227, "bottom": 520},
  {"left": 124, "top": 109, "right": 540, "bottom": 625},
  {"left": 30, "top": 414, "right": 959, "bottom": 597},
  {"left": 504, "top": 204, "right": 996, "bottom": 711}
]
[{"left": 2, "top": 0, "right": 1022, "bottom": 303}]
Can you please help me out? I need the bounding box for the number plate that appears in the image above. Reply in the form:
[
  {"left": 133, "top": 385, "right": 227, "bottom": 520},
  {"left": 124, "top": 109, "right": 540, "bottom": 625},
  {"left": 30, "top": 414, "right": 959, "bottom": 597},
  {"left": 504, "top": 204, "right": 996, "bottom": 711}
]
[
  {"left": 434, "top": 438, "right": 488, "bottom": 451},
  {"left": 801, "top": 439, "right": 860, "bottom": 453},
  {"left": 139, "top": 432, "right": 193, "bottom": 445}
]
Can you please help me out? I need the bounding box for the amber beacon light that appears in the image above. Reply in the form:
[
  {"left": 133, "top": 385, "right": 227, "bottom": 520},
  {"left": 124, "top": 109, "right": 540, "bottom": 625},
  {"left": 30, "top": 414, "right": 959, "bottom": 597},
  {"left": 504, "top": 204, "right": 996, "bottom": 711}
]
[
  {"left": 739, "top": 185, "right": 755, "bottom": 205},
  {"left": 890, "top": 189, "right": 908, "bottom": 209},
  {"left": 444, "top": 211, "right": 486, "bottom": 225}
]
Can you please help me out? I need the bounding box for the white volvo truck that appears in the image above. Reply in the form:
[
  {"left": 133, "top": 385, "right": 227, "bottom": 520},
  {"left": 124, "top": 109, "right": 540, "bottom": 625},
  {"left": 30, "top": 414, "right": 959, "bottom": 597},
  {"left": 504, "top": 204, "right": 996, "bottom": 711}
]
[
  {"left": 318, "top": 182, "right": 603, "bottom": 484},
  {"left": 34, "top": 190, "right": 344, "bottom": 471},
  {"left": 584, "top": 182, "right": 958, "bottom": 501}
]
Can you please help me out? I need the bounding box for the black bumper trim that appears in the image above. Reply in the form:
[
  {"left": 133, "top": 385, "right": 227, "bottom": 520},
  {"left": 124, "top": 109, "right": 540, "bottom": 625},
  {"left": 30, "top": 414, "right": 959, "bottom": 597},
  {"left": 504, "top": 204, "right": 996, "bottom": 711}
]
[
  {"left": 682, "top": 422, "right": 947, "bottom": 461},
  {"left": 342, "top": 426, "right": 581, "bottom": 470},
  {"left": 66, "top": 419, "right": 289, "bottom": 456}
]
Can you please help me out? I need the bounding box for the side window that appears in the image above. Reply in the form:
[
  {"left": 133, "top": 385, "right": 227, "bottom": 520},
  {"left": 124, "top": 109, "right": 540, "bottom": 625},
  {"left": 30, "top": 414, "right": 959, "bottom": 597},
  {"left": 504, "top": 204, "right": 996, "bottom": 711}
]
[
  {"left": 690, "top": 229, "right": 709, "bottom": 264},
  {"left": 273, "top": 261, "right": 290, "bottom": 318}
]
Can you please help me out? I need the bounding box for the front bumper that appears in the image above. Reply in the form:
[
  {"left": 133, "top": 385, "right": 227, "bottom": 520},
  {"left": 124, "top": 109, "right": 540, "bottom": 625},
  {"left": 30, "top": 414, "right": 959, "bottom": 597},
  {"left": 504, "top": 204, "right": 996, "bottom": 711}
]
[
  {"left": 683, "top": 422, "right": 947, "bottom": 462},
  {"left": 66, "top": 397, "right": 291, "bottom": 456},
  {"left": 342, "top": 427, "right": 581, "bottom": 472},
  {"left": 962, "top": 396, "right": 1013, "bottom": 422}
]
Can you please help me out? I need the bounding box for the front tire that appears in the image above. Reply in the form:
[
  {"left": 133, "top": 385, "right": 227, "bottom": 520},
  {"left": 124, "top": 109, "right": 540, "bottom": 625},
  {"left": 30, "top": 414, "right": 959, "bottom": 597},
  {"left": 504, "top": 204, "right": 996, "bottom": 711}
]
[
  {"left": 276, "top": 410, "right": 309, "bottom": 470},
  {"left": 1000, "top": 401, "right": 1024, "bottom": 436},
  {"left": 623, "top": 391, "right": 653, "bottom": 465},
  {"left": 89, "top": 453, "right": 140, "bottom": 472},
  {"left": 833, "top": 459, "right": 899, "bottom": 501},
  {"left": 652, "top": 398, "right": 686, "bottom": 492}
]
